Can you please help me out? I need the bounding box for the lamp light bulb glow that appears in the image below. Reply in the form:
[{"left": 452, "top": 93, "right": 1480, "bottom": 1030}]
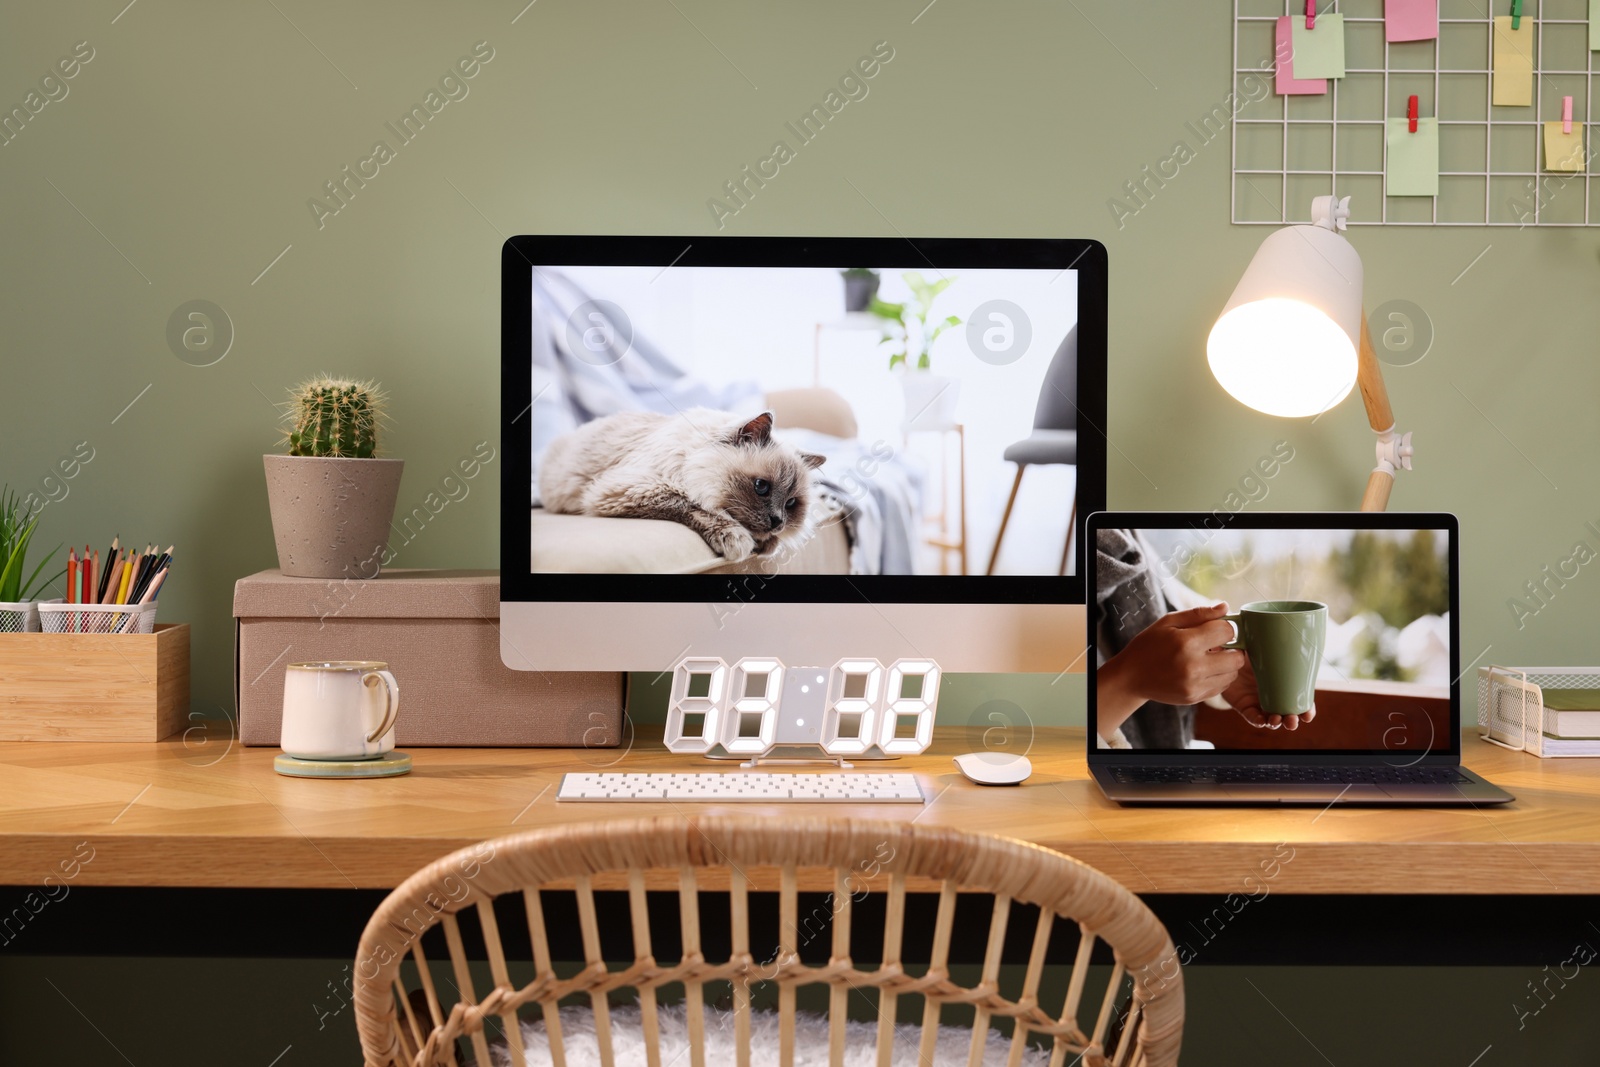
[{"left": 1206, "top": 297, "right": 1358, "bottom": 418}]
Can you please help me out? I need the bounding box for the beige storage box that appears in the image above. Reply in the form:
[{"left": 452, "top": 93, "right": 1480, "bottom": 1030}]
[{"left": 234, "top": 568, "right": 623, "bottom": 747}]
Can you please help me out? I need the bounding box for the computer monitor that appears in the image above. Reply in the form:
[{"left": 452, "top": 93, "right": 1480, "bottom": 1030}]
[{"left": 500, "top": 236, "right": 1107, "bottom": 673}]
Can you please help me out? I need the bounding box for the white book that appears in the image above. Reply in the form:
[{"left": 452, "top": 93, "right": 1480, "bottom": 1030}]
[{"left": 1546, "top": 709, "right": 1600, "bottom": 739}]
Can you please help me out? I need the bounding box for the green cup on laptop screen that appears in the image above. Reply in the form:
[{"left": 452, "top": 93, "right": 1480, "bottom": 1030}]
[{"left": 1222, "top": 600, "right": 1327, "bottom": 717}]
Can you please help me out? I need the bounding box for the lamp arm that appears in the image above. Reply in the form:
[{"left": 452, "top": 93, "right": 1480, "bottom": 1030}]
[
  {"left": 1356, "top": 313, "right": 1413, "bottom": 512},
  {"left": 1356, "top": 313, "right": 1394, "bottom": 433}
]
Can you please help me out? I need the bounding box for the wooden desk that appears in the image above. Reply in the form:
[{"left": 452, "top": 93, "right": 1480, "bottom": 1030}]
[{"left": 1, "top": 726, "right": 1596, "bottom": 894}]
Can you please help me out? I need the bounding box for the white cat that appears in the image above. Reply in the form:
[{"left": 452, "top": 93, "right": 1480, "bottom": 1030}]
[{"left": 540, "top": 409, "right": 825, "bottom": 563}]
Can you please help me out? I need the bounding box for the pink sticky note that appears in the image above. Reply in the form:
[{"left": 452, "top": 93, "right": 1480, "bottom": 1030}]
[
  {"left": 1385, "top": 0, "right": 1438, "bottom": 43},
  {"left": 1276, "top": 16, "right": 1327, "bottom": 95}
]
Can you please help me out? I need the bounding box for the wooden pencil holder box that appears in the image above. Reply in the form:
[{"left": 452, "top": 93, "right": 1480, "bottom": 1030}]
[{"left": 0, "top": 624, "right": 191, "bottom": 742}]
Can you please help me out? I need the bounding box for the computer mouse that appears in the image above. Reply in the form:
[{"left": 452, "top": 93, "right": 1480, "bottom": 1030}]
[{"left": 953, "top": 752, "right": 1032, "bottom": 786}]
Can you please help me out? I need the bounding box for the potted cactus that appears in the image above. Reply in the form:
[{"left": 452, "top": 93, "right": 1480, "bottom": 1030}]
[{"left": 263, "top": 377, "right": 404, "bottom": 580}]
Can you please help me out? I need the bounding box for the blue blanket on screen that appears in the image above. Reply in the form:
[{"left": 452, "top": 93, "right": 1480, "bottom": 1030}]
[
  {"left": 779, "top": 428, "right": 921, "bottom": 576},
  {"left": 529, "top": 271, "right": 763, "bottom": 501}
]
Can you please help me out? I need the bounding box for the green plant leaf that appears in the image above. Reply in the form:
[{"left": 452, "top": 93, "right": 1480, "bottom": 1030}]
[
  {"left": 19, "top": 542, "right": 63, "bottom": 602},
  {"left": 0, "top": 534, "right": 22, "bottom": 602},
  {"left": 926, "top": 314, "right": 962, "bottom": 348},
  {"left": 867, "top": 296, "right": 904, "bottom": 320}
]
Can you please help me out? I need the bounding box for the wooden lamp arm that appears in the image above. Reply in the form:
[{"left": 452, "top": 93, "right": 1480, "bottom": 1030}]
[
  {"left": 1361, "top": 469, "right": 1394, "bottom": 512},
  {"left": 1356, "top": 313, "right": 1394, "bottom": 434},
  {"left": 1356, "top": 313, "right": 1411, "bottom": 512}
]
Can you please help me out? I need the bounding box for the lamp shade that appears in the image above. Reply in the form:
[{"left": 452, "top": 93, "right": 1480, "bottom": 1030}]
[{"left": 1207, "top": 223, "right": 1364, "bottom": 418}]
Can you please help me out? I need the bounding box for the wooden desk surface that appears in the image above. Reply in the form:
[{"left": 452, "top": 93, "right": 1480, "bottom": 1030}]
[{"left": 0, "top": 727, "right": 1596, "bottom": 894}]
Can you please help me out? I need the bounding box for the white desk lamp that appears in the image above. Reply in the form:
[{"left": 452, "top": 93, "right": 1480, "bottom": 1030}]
[{"left": 1207, "top": 196, "right": 1413, "bottom": 511}]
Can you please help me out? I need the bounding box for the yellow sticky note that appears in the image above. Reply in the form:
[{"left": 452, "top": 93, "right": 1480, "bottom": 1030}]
[
  {"left": 1493, "top": 17, "right": 1533, "bottom": 106},
  {"left": 1545, "top": 122, "right": 1586, "bottom": 172}
]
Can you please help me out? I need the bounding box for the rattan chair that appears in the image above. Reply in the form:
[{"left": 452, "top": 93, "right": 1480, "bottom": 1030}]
[{"left": 354, "top": 817, "right": 1184, "bottom": 1067}]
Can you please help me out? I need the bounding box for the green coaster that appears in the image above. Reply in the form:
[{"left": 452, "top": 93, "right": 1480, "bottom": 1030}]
[{"left": 274, "top": 752, "right": 412, "bottom": 778}]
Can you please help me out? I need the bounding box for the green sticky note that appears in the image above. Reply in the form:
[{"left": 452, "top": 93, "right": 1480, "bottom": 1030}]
[
  {"left": 1291, "top": 14, "right": 1346, "bottom": 79},
  {"left": 1592, "top": 0, "right": 1599, "bottom": 51},
  {"left": 1386, "top": 117, "right": 1438, "bottom": 196}
]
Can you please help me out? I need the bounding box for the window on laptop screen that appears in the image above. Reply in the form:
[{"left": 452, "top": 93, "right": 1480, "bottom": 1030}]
[{"left": 1090, "top": 519, "right": 1459, "bottom": 757}]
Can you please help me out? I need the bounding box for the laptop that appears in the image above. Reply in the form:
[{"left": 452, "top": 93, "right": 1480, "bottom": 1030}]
[{"left": 1086, "top": 511, "right": 1512, "bottom": 806}]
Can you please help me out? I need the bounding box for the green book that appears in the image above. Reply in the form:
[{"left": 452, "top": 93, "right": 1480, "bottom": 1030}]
[{"left": 1542, "top": 689, "right": 1600, "bottom": 711}]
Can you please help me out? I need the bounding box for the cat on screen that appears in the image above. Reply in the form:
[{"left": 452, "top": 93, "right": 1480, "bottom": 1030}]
[{"left": 540, "top": 409, "right": 825, "bottom": 563}]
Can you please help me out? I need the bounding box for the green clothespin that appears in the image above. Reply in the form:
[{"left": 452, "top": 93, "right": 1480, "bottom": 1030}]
[{"left": 1511, "top": 0, "right": 1522, "bottom": 30}]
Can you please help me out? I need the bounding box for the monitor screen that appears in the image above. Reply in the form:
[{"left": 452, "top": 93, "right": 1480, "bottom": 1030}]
[
  {"left": 502, "top": 237, "right": 1106, "bottom": 616},
  {"left": 1088, "top": 515, "right": 1459, "bottom": 758}
]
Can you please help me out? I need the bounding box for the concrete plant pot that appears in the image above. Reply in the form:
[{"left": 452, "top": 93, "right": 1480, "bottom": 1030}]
[{"left": 263, "top": 455, "right": 405, "bottom": 580}]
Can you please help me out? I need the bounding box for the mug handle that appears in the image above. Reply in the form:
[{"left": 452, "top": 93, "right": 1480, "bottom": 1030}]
[
  {"left": 363, "top": 669, "right": 400, "bottom": 744},
  {"left": 1220, "top": 613, "right": 1246, "bottom": 651}
]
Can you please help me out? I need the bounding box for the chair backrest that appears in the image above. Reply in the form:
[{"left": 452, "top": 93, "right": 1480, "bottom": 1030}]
[
  {"left": 1031, "top": 327, "right": 1079, "bottom": 433},
  {"left": 353, "top": 816, "right": 1183, "bottom": 1067}
]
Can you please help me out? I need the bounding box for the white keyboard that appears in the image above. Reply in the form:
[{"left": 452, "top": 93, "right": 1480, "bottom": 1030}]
[{"left": 557, "top": 772, "right": 925, "bottom": 804}]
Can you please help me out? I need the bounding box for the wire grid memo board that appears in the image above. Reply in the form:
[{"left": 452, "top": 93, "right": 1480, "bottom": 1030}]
[{"left": 1233, "top": 0, "right": 1599, "bottom": 225}]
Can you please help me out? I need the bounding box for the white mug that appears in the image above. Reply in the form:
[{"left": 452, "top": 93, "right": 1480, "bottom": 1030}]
[{"left": 281, "top": 661, "right": 400, "bottom": 761}]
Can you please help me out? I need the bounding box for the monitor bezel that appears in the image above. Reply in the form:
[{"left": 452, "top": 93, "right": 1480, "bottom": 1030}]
[
  {"left": 1083, "top": 510, "right": 1463, "bottom": 764},
  {"left": 501, "top": 235, "right": 1108, "bottom": 605}
]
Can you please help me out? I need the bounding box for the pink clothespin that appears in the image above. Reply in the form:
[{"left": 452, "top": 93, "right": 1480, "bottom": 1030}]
[
  {"left": 1562, "top": 96, "right": 1573, "bottom": 135},
  {"left": 1307, "top": 0, "right": 1316, "bottom": 30},
  {"left": 1408, "top": 95, "right": 1419, "bottom": 133}
]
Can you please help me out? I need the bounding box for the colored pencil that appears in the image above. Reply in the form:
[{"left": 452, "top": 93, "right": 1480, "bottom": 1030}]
[
  {"left": 113, "top": 560, "right": 129, "bottom": 608},
  {"left": 136, "top": 564, "right": 169, "bottom": 605},
  {"left": 98, "top": 549, "right": 116, "bottom": 603},
  {"left": 104, "top": 556, "right": 122, "bottom": 604},
  {"left": 84, "top": 548, "right": 94, "bottom": 607},
  {"left": 97, "top": 537, "right": 119, "bottom": 602},
  {"left": 136, "top": 549, "right": 153, "bottom": 597},
  {"left": 131, "top": 549, "right": 166, "bottom": 603},
  {"left": 115, "top": 558, "right": 133, "bottom": 605},
  {"left": 67, "top": 549, "right": 77, "bottom": 605},
  {"left": 140, "top": 546, "right": 163, "bottom": 594}
]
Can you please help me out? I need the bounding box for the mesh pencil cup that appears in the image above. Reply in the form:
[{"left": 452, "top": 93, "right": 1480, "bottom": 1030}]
[
  {"left": 38, "top": 602, "right": 159, "bottom": 635},
  {"left": 0, "top": 599, "right": 63, "bottom": 633}
]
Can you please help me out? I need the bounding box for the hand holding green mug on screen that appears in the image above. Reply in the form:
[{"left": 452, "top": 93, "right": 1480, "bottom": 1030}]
[
  {"left": 1096, "top": 602, "right": 1317, "bottom": 736},
  {"left": 1220, "top": 600, "right": 1327, "bottom": 727}
]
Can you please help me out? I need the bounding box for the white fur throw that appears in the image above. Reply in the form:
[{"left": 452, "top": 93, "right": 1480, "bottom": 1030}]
[{"left": 487, "top": 1002, "right": 1051, "bottom": 1066}]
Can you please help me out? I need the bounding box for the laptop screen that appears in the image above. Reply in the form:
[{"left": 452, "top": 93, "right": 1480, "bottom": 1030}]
[{"left": 1087, "top": 513, "right": 1460, "bottom": 759}]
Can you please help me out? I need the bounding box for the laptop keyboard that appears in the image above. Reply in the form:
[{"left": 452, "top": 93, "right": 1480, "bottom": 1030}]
[{"left": 1111, "top": 765, "right": 1470, "bottom": 785}]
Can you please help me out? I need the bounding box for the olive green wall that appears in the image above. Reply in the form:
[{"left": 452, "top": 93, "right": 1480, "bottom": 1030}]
[{"left": 5, "top": 0, "right": 1596, "bottom": 729}]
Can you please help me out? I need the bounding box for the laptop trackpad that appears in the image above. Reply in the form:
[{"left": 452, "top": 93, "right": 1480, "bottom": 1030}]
[{"left": 1222, "top": 784, "right": 1389, "bottom": 803}]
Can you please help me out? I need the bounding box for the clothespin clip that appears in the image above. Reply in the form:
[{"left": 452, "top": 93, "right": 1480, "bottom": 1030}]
[
  {"left": 1511, "top": 0, "right": 1522, "bottom": 31},
  {"left": 1562, "top": 96, "right": 1573, "bottom": 135},
  {"left": 1307, "top": 0, "right": 1316, "bottom": 30},
  {"left": 1408, "top": 95, "right": 1419, "bottom": 133}
]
